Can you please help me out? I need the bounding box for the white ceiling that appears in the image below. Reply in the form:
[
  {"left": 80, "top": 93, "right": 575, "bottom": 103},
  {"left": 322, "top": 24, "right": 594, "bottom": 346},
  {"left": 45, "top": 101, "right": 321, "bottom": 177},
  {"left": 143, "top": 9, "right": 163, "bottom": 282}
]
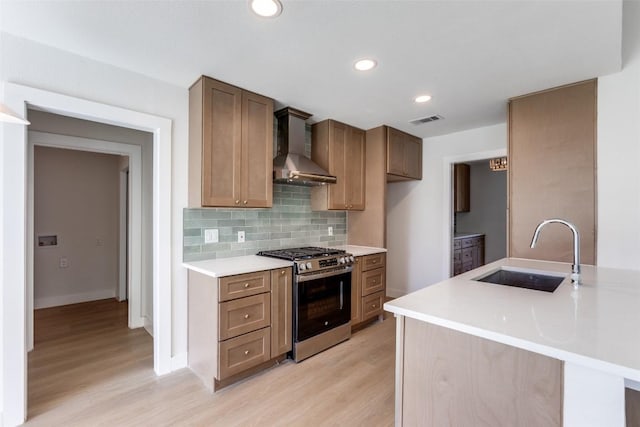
[{"left": 1, "top": 1, "right": 623, "bottom": 137}]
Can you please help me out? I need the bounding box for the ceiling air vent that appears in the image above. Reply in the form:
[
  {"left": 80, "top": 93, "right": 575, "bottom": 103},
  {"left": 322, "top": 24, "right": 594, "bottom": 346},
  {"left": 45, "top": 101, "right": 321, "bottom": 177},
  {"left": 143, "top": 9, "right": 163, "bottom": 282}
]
[{"left": 409, "top": 114, "right": 444, "bottom": 125}]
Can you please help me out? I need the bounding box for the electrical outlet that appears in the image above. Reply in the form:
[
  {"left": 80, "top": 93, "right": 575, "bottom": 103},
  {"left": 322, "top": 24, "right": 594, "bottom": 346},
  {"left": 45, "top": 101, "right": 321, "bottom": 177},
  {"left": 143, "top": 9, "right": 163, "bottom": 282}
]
[
  {"left": 59, "top": 257, "right": 69, "bottom": 268},
  {"left": 204, "top": 229, "right": 219, "bottom": 244},
  {"left": 237, "top": 231, "right": 245, "bottom": 243},
  {"left": 328, "top": 226, "right": 333, "bottom": 236}
]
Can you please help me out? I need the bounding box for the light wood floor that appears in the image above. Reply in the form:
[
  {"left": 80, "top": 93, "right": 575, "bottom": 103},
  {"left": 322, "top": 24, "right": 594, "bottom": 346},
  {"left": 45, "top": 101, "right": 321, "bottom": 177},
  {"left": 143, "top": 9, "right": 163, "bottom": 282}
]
[{"left": 26, "top": 299, "right": 395, "bottom": 426}]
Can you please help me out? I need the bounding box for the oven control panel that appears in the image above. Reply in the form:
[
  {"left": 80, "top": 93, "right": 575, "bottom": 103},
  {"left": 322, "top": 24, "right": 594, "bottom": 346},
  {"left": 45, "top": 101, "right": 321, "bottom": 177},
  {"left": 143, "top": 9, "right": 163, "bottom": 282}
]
[{"left": 296, "top": 254, "right": 354, "bottom": 274}]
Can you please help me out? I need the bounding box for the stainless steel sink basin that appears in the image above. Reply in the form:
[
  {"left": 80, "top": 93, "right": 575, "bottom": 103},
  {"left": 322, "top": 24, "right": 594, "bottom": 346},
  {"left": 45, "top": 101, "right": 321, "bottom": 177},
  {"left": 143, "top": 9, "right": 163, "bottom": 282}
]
[{"left": 474, "top": 268, "right": 565, "bottom": 293}]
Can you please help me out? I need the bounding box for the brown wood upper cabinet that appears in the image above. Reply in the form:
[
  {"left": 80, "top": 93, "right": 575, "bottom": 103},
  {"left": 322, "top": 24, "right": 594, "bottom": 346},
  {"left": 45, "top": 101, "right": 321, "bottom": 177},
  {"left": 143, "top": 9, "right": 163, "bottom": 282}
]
[
  {"left": 310, "top": 119, "right": 366, "bottom": 211},
  {"left": 387, "top": 127, "right": 422, "bottom": 181},
  {"left": 454, "top": 163, "right": 470, "bottom": 213},
  {"left": 189, "top": 76, "right": 273, "bottom": 208},
  {"left": 508, "top": 80, "right": 596, "bottom": 264}
]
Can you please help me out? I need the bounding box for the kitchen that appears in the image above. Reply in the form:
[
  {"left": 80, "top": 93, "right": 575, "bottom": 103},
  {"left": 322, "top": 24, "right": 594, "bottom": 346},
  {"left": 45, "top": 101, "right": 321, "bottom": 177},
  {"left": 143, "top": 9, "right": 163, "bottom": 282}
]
[{"left": 1, "top": 1, "right": 640, "bottom": 426}]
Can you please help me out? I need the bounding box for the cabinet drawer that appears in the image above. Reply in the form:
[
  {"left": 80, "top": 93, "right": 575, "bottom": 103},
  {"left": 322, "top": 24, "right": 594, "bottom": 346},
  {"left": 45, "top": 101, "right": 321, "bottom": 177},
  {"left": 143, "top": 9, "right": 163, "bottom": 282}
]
[
  {"left": 453, "top": 239, "right": 462, "bottom": 250},
  {"left": 362, "top": 253, "right": 386, "bottom": 272},
  {"left": 219, "top": 270, "right": 271, "bottom": 302},
  {"left": 462, "top": 261, "right": 473, "bottom": 272},
  {"left": 219, "top": 293, "right": 270, "bottom": 340},
  {"left": 462, "top": 248, "right": 473, "bottom": 262},
  {"left": 218, "top": 327, "right": 271, "bottom": 380},
  {"left": 361, "top": 268, "right": 385, "bottom": 296},
  {"left": 362, "top": 291, "right": 384, "bottom": 321},
  {"left": 461, "top": 238, "right": 475, "bottom": 248},
  {"left": 453, "top": 249, "right": 461, "bottom": 262},
  {"left": 453, "top": 261, "right": 463, "bottom": 276}
]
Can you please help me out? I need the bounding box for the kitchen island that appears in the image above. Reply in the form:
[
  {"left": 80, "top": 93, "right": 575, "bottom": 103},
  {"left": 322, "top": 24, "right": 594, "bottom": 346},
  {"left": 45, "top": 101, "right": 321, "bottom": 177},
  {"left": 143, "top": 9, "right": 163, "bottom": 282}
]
[{"left": 384, "top": 258, "right": 640, "bottom": 426}]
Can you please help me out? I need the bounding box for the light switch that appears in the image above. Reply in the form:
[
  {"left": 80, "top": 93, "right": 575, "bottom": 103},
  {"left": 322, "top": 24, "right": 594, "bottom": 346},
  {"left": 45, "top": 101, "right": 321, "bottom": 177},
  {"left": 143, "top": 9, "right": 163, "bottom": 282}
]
[{"left": 204, "top": 229, "right": 219, "bottom": 244}]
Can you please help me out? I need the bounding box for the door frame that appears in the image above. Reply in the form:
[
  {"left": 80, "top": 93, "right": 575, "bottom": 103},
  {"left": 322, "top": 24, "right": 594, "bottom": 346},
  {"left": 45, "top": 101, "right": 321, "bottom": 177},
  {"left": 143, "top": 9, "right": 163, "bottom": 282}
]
[
  {"left": 118, "top": 166, "right": 129, "bottom": 302},
  {"left": 442, "top": 148, "right": 507, "bottom": 278},
  {"left": 1, "top": 83, "right": 173, "bottom": 426},
  {"left": 28, "top": 131, "right": 143, "bottom": 333}
]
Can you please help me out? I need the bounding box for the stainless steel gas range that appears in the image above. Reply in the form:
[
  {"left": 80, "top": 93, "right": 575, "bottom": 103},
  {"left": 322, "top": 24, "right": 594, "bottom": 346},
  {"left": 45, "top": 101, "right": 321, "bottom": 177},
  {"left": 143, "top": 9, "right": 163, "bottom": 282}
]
[{"left": 257, "top": 247, "right": 354, "bottom": 362}]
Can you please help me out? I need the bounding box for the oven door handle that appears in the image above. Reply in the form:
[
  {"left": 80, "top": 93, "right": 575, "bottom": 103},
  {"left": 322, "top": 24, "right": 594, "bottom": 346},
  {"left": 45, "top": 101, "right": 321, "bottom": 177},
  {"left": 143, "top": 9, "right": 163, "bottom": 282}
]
[{"left": 297, "top": 266, "right": 353, "bottom": 282}]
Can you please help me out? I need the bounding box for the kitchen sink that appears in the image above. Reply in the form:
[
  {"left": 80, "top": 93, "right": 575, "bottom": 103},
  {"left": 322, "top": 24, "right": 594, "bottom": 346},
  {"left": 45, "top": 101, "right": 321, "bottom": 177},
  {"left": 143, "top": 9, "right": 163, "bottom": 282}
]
[{"left": 474, "top": 268, "right": 565, "bottom": 293}]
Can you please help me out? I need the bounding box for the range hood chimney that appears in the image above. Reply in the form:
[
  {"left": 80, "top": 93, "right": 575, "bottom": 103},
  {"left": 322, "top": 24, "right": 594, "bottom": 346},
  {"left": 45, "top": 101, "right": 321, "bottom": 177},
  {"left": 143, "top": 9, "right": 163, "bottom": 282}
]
[{"left": 273, "top": 107, "right": 337, "bottom": 186}]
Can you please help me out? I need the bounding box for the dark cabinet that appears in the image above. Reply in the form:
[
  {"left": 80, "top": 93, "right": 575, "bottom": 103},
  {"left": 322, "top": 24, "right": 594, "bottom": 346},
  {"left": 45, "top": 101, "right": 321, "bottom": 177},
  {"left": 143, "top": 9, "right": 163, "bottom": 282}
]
[
  {"left": 454, "top": 163, "right": 470, "bottom": 213},
  {"left": 453, "top": 235, "right": 484, "bottom": 276}
]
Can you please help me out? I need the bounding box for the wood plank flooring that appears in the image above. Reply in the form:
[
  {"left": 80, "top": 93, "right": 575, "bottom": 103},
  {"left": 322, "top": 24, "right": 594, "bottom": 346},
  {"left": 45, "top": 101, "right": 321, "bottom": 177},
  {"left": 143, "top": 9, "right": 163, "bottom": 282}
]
[{"left": 26, "top": 299, "right": 395, "bottom": 426}]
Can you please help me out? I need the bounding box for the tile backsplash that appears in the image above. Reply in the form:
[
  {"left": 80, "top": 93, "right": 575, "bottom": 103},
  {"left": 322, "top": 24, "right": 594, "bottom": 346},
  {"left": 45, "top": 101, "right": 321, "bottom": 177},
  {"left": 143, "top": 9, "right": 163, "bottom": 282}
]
[{"left": 183, "top": 184, "right": 347, "bottom": 261}]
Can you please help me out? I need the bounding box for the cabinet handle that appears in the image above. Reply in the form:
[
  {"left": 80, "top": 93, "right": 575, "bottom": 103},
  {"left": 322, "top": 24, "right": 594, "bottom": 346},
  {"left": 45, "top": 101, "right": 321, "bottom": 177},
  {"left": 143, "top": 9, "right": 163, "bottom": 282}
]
[
  {"left": 244, "top": 314, "right": 250, "bottom": 319},
  {"left": 243, "top": 200, "right": 248, "bottom": 205},
  {"left": 372, "top": 279, "right": 376, "bottom": 284},
  {"left": 372, "top": 304, "right": 377, "bottom": 308},
  {"left": 372, "top": 260, "right": 377, "bottom": 264},
  {"left": 235, "top": 200, "right": 240, "bottom": 204},
  {"left": 244, "top": 350, "right": 249, "bottom": 356},
  {"left": 349, "top": 204, "right": 353, "bottom": 209},
  {"left": 244, "top": 283, "right": 250, "bottom": 288},
  {"left": 281, "top": 270, "right": 286, "bottom": 275},
  {"left": 344, "top": 204, "right": 348, "bottom": 209}
]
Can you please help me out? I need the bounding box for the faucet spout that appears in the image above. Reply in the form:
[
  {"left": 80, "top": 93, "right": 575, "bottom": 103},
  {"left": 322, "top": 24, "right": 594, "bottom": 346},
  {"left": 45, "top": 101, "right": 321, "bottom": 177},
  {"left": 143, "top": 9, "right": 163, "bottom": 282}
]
[{"left": 530, "top": 218, "right": 581, "bottom": 285}]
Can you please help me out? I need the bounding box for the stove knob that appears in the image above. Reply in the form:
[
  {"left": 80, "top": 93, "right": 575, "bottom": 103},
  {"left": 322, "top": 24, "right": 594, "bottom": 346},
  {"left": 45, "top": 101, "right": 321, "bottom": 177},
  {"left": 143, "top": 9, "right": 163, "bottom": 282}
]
[
  {"left": 349, "top": 255, "right": 355, "bottom": 262},
  {"left": 339, "top": 257, "right": 345, "bottom": 264},
  {"left": 306, "top": 262, "right": 313, "bottom": 270},
  {"left": 298, "top": 263, "right": 306, "bottom": 271}
]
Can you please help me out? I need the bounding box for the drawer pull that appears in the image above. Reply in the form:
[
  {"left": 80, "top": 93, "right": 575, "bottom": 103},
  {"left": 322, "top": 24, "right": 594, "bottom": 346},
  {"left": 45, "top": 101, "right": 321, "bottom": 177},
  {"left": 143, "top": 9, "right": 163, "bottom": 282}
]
[
  {"left": 372, "top": 279, "right": 377, "bottom": 283},
  {"left": 244, "top": 350, "right": 249, "bottom": 356},
  {"left": 235, "top": 200, "right": 240, "bottom": 204},
  {"left": 372, "top": 260, "right": 377, "bottom": 264},
  {"left": 281, "top": 270, "right": 285, "bottom": 275},
  {"left": 243, "top": 200, "right": 248, "bottom": 205},
  {"left": 244, "top": 283, "right": 250, "bottom": 288},
  {"left": 244, "top": 314, "right": 250, "bottom": 319},
  {"left": 372, "top": 304, "right": 377, "bottom": 308}
]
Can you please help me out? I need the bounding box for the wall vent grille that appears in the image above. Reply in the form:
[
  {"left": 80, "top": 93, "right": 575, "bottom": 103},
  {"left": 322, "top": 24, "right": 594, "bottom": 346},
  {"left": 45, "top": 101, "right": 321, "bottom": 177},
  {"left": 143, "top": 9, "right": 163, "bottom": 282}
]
[{"left": 409, "top": 114, "right": 444, "bottom": 125}]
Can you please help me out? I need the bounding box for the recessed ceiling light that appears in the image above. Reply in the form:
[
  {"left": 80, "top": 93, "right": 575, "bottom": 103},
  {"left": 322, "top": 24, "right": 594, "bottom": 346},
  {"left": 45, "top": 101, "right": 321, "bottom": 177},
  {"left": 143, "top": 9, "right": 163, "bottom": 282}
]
[
  {"left": 354, "top": 59, "right": 377, "bottom": 71},
  {"left": 414, "top": 95, "right": 432, "bottom": 103},
  {"left": 249, "top": 0, "right": 283, "bottom": 18}
]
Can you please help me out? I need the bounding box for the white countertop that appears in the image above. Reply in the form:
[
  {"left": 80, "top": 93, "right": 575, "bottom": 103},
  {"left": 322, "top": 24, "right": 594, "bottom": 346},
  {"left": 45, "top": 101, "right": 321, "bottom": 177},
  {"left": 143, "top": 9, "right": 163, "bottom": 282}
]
[
  {"left": 334, "top": 245, "right": 387, "bottom": 257},
  {"left": 384, "top": 257, "right": 640, "bottom": 382},
  {"left": 183, "top": 256, "right": 293, "bottom": 278},
  {"left": 454, "top": 232, "right": 484, "bottom": 239}
]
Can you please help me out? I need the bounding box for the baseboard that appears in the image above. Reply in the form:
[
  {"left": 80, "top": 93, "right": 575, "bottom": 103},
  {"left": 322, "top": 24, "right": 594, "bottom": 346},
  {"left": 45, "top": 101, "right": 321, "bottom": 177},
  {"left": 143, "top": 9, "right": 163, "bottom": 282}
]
[
  {"left": 386, "top": 287, "right": 407, "bottom": 298},
  {"left": 34, "top": 289, "right": 116, "bottom": 309},
  {"left": 171, "top": 352, "right": 188, "bottom": 370}
]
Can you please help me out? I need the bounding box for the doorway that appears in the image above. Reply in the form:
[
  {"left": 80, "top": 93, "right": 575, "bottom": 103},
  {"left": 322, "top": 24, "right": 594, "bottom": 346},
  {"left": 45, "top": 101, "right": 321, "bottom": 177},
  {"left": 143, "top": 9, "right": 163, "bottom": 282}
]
[
  {"left": 2, "top": 83, "right": 173, "bottom": 426},
  {"left": 450, "top": 158, "right": 507, "bottom": 277}
]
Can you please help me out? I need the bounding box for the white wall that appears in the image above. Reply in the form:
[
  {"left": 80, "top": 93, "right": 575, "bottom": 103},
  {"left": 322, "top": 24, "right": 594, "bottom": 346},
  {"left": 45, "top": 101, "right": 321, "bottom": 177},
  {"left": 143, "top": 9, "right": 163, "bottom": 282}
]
[
  {"left": 29, "top": 111, "right": 154, "bottom": 324},
  {"left": 0, "top": 34, "right": 188, "bottom": 355},
  {"left": 455, "top": 162, "right": 507, "bottom": 264},
  {"left": 597, "top": 0, "right": 640, "bottom": 270},
  {"left": 34, "top": 146, "right": 120, "bottom": 307},
  {"left": 386, "top": 124, "right": 507, "bottom": 296}
]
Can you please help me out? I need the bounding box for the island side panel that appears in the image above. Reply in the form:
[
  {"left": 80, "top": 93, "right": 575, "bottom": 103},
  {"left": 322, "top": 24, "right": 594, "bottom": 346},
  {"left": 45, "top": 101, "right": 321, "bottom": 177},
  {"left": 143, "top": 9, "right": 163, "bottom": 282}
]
[
  {"left": 188, "top": 270, "right": 219, "bottom": 392},
  {"left": 400, "top": 318, "right": 562, "bottom": 426}
]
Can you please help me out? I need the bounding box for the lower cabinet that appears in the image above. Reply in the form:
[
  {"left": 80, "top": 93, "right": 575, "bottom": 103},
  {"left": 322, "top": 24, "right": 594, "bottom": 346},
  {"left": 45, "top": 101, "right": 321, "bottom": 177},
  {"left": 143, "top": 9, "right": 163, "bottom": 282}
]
[
  {"left": 351, "top": 252, "right": 386, "bottom": 328},
  {"left": 453, "top": 235, "right": 485, "bottom": 276},
  {"left": 188, "top": 267, "right": 292, "bottom": 391}
]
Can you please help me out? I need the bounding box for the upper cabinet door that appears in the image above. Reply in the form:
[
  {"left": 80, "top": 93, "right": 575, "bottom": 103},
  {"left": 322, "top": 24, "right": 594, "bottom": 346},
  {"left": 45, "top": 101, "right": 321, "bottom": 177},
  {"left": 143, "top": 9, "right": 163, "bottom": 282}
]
[
  {"left": 328, "top": 121, "right": 348, "bottom": 209},
  {"left": 386, "top": 127, "right": 422, "bottom": 182},
  {"left": 241, "top": 91, "right": 274, "bottom": 208},
  {"left": 346, "top": 127, "right": 366, "bottom": 210},
  {"left": 202, "top": 78, "right": 242, "bottom": 207}
]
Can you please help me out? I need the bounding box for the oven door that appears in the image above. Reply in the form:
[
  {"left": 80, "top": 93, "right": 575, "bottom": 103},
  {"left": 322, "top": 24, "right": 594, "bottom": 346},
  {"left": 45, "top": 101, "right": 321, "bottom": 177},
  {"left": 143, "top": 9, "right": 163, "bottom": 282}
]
[{"left": 295, "top": 269, "right": 352, "bottom": 342}]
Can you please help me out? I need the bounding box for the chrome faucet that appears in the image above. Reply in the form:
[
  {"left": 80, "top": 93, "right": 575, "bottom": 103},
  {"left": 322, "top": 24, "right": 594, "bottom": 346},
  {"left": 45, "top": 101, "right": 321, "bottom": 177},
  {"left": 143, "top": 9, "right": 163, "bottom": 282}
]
[{"left": 530, "top": 218, "right": 581, "bottom": 286}]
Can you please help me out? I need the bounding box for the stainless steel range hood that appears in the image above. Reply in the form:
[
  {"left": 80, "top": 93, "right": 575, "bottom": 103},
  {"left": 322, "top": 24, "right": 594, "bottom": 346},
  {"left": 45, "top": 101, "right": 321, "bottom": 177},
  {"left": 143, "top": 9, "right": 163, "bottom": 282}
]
[{"left": 273, "top": 107, "right": 337, "bottom": 186}]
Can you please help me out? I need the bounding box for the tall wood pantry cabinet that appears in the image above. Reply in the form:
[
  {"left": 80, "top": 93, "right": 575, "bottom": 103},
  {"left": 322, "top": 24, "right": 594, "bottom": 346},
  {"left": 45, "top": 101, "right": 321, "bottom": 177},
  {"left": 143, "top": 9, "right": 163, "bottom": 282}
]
[
  {"left": 311, "top": 119, "right": 366, "bottom": 211},
  {"left": 189, "top": 75, "right": 273, "bottom": 208},
  {"left": 508, "top": 79, "right": 596, "bottom": 264}
]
